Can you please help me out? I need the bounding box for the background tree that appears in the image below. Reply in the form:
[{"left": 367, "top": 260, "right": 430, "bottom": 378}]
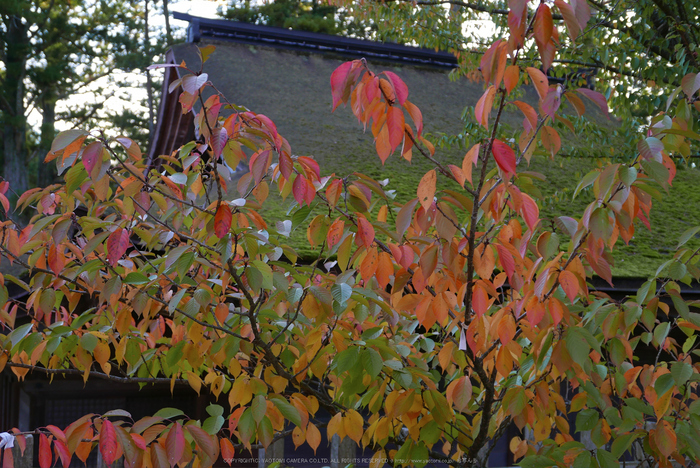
[
  {"left": 1, "top": 2, "right": 700, "bottom": 468},
  {"left": 0, "top": 0, "right": 169, "bottom": 192},
  {"left": 222, "top": 0, "right": 375, "bottom": 38}
]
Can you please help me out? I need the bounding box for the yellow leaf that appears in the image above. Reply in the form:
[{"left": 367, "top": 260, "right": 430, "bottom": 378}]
[
  {"left": 186, "top": 371, "right": 202, "bottom": 395},
  {"left": 344, "top": 410, "right": 363, "bottom": 444},
  {"left": 307, "top": 423, "right": 321, "bottom": 454}
]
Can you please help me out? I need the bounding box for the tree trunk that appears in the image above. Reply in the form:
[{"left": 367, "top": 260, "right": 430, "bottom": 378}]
[
  {"left": 1, "top": 15, "right": 30, "bottom": 197},
  {"left": 38, "top": 92, "right": 57, "bottom": 187},
  {"left": 144, "top": 0, "right": 155, "bottom": 135},
  {"left": 163, "top": 0, "right": 172, "bottom": 46}
]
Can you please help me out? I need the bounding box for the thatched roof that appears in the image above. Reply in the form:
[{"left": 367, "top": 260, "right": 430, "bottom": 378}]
[{"left": 148, "top": 14, "right": 700, "bottom": 279}]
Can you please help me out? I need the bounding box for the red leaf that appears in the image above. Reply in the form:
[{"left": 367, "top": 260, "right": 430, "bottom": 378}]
[
  {"left": 99, "top": 419, "right": 119, "bottom": 467},
  {"left": 211, "top": 127, "right": 228, "bottom": 159},
  {"left": 541, "top": 86, "right": 563, "bottom": 119},
  {"left": 357, "top": 216, "right": 375, "bottom": 248},
  {"left": 681, "top": 73, "right": 700, "bottom": 99},
  {"left": 3, "top": 447, "right": 13, "bottom": 468},
  {"left": 576, "top": 88, "right": 609, "bottom": 118},
  {"left": 279, "top": 153, "right": 293, "bottom": 180},
  {"left": 472, "top": 283, "right": 489, "bottom": 317},
  {"left": 298, "top": 156, "right": 321, "bottom": 181},
  {"left": 186, "top": 425, "right": 219, "bottom": 464},
  {"left": 526, "top": 67, "right": 549, "bottom": 101},
  {"left": 383, "top": 71, "right": 409, "bottom": 105},
  {"left": 417, "top": 169, "right": 437, "bottom": 211},
  {"left": 520, "top": 193, "right": 540, "bottom": 231},
  {"left": 39, "top": 434, "right": 52, "bottom": 468},
  {"left": 54, "top": 439, "right": 72, "bottom": 468},
  {"left": 82, "top": 141, "right": 103, "bottom": 176},
  {"left": 572, "top": 0, "right": 591, "bottom": 31},
  {"left": 387, "top": 106, "right": 405, "bottom": 153},
  {"left": 293, "top": 175, "right": 307, "bottom": 206},
  {"left": 107, "top": 228, "right": 129, "bottom": 266},
  {"left": 330, "top": 62, "right": 353, "bottom": 111},
  {"left": 475, "top": 86, "right": 497, "bottom": 128},
  {"left": 214, "top": 204, "right": 232, "bottom": 238},
  {"left": 492, "top": 140, "right": 517, "bottom": 176},
  {"left": 404, "top": 100, "right": 423, "bottom": 138},
  {"left": 166, "top": 422, "right": 185, "bottom": 468}
]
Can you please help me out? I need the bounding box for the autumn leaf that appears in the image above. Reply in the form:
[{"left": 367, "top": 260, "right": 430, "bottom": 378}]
[
  {"left": 99, "top": 419, "right": 119, "bottom": 467},
  {"left": 417, "top": 169, "right": 436, "bottom": 211},
  {"left": 357, "top": 216, "right": 375, "bottom": 247},
  {"left": 106, "top": 228, "right": 129, "bottom": 266},
  {"left": 214, "top": 204, "right": 232, "bottom": 238},
  {"left": 491, "top": 140, "right": 516, "bottom": 176}
]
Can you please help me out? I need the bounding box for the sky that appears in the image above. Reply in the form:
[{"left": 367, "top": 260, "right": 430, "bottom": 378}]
[{"left": 46, "top": 0, "right": 227, "bottom": 134}]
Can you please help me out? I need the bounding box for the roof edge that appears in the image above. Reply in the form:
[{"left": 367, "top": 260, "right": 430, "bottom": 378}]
[{"left": 173, "top": 11, "right": 458, "bottom": 68}]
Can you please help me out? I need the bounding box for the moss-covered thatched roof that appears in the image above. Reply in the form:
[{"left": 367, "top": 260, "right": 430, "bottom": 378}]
[{"left": 157, "top": 21, "right": 700, "bottom": 279}]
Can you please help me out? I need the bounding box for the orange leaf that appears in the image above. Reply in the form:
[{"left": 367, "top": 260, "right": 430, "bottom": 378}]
[
  {"left": 446, "top": 376, "right": 473, "bottom": 412},
  {"left": 404, "top": 100, "right": 423, "bottom": 137},
  {"left": 526, "top": 67, "right": 549, "bottom": 100},
  {"left": 48, "top": 244, "right": 65, "bottom": 276},
  {"left": 307, "top": 423, "right": 321, "bottom": 454},
  {"left": 417, "top": 169, "right": 437, "bottom": 211},
  {"left": 375, "top": 123, "right": 392, "bottom": 163},
  {"left": 360, "top": 247, "right": 378, "bottom": 280},
  {"left": 357, "top": 216, "right": 375, "bottom": 248},
  {"left": 497, "top": 313, "right": 516, "bottom": 345},
  {"left": 541, "top": 126, "right": 561, "bottom": 157},
  {"left": 548, "top": 297, "right": 565, "bottom": 325},
  {"left": 558, "top": 270, "right": 579, "bottom": 302},
  {"left": 654, "top": 420, "right": 676, "bottom": 458},
  {"left": 107, "top": 228, "right": 129, "bottom": 266},
  {"left": 520, "top": 193, "right": 540, "bottom": 231},
  {"left": 474, "top": 244, "right": 495, "bottom": 279},
  {"left": 215, "top": 204, "right": 232, "bottom": 238},
  {"left": 504, "top": 65, "right": 520, "bottom": 94},
  {"left": 327, "top": 218, "right": 345, "bottom": 249},
  {"left": 327, "top": 413, "right": 343, "bottom": 441},
  {"left": 462, "top": 144, "right": 480, "bottom": 186},
  {"left": 325, "top": 179, "right": 343, "bottom": 208},
  {"left": 475, "top": 85, "right": 497, "bottom": 128},
  {"left": 534, "top": 5, "right": 554, "bottom": 70}
]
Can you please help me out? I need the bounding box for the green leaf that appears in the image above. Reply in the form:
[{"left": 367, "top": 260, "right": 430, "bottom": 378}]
[
  {"left": 80, "top": 333, "right": 98, "bottom": 353},
  {"left": 672, "top": 361, "right": 693, "bottom": 387},
  {"left": 335, "top": 347, "right": 359, "bottom": 374},
  {"left": 361, "top": 348, "right": 383, "bottom": 378},
  {"left": 611, "top": 432, "right": 639, "bottom": 458},
  {"left": 124, "top": 272, "right": 150, "bottom": 285},
  {"left": 271, "top": 397, "right": 302, "bottom": 427},
  {"left": 566, "top": 328, "right": 591, "bottom": 364},
  {"left": 573, "top": 170, "right": 599, "bottom": 199},
  {"left": 596, "top": 449, "right": 618, "bottom": 468},
  {"left": 331, "top": 283, "right": 352, "bottom": 306},
  {"left": 668, "top": 261, "right": 687, "bottom": 280},
  {"left": 678, "top": 226, "right": 700, "bottom": 248},
  {"left": 154, "top": 407, "right": 184, "bottom": 419},
  {"left": 9, "top": 323, "right": 33, "bottom": 349},
  {"left": 251, "top": 395, "right": 266, "bottom": 424},
  {"left": 575, "top": 409, "right": 599, "bottom": 431},
  {"left": 203, "top": 415, "right": 225, "bottom": 435},
  {"left": 238, "top": 408, "right": 256, "bottom": 444}
]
